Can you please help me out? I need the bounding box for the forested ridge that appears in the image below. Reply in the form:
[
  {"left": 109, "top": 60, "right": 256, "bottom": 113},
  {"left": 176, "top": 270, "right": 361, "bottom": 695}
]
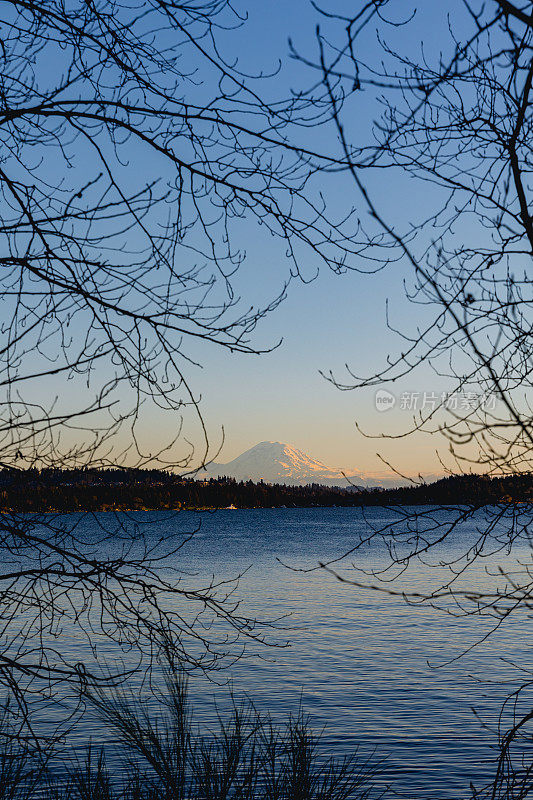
[{"left": 0, "top": 469, "right": 530, "bottom": 511}]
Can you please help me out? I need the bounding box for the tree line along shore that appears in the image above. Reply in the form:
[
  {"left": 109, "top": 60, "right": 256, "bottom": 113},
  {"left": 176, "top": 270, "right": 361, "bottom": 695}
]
[{"left": 0, "top": 469, "right": 530, "bottom": 512}]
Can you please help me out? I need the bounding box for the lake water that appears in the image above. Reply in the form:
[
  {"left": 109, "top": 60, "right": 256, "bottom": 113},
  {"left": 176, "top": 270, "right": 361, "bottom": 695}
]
[{"left": 22, "top": 507, "right": 533, "bottom": 798}]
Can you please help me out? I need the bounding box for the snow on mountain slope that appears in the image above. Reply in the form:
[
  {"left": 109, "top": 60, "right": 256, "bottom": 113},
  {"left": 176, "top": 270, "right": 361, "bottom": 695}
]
[{"left": 200, "top": 441, "right": 403, "bottom": 487}]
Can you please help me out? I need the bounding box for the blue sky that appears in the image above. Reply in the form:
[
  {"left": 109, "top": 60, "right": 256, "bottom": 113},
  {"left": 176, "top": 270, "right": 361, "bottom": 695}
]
[
  {"left": 133, "top": 0, "right": 484, "bottom": 477},
  {"left": 12, "top": 0, "right": 496, "bottom": 477}
]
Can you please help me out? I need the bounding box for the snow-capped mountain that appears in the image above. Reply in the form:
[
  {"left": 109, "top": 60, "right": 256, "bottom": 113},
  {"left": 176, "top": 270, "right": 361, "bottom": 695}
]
[{"left": 199, "top": 441, "right": 403, "bottom": 487}]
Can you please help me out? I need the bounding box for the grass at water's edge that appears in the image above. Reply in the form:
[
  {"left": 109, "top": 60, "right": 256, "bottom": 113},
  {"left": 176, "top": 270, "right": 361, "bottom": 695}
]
[{"left": 0, "top": 666, "right": 385, "bottom": 800}]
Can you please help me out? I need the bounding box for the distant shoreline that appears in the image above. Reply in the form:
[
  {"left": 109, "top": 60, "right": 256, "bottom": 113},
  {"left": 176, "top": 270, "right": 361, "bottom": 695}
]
[{"left": 0, "top": 468, "right": 530, "bottom": 513}]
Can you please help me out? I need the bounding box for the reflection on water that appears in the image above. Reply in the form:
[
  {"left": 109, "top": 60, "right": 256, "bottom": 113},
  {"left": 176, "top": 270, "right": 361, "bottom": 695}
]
[{"left": 31, "top": 508, "right": 533, "bottom": 798}]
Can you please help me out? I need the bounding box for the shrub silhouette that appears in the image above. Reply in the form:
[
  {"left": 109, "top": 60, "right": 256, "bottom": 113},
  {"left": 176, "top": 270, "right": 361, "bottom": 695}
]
[
  {"left": 83, "top": 667, "right": 382, "bottom": 800},
  {"left": 0, "top": 667, "right": 383, "bottom": 800}
]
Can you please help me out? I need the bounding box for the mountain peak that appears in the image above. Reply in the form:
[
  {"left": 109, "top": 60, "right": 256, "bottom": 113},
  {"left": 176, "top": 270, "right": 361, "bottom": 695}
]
[
  {"left": 202, "top": 441, "right": 352, "bottom": 486},
  {"left": 199, "top": 441, "right": 431, "bottom": 488}
]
